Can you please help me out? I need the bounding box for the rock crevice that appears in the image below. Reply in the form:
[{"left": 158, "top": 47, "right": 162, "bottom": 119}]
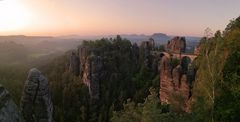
[{"left": 20, "top": 68, "right": 54, "bottom": 122}]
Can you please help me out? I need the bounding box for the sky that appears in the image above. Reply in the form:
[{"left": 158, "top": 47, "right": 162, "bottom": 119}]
[{"left": 0, "top": 0, "right": 240, "bottom": 36}]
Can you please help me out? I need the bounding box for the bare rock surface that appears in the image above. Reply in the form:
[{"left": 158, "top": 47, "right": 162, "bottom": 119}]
[
  {"left": 0, "top": 85, "right": 25, "bottom": 122},
  {"left": 20, "top": 68, "right": 54, "bottom": 122},
  {"left": 167, "top": 36, "right": 186, "bottom": 53}
]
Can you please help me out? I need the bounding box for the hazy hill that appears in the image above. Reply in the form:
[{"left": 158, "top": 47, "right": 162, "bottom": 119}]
[
  {"left": 0, "top": 36, "right": 81, "bottom": 64},
  {"left": 0, "top": 41, "right": 30, "bottom": 65}
]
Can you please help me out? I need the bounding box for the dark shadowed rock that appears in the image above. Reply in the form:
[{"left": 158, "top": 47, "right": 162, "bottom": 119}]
[
  {"left": 142, "top": 38, "right": 155, "bottom": 68},
  {"left": 181, "top": 56, "right": 191, "bottom": 74},
  {"left": 78, "top": 46, "right": 90, "bottom": 77},
  {"left": 0, "top": 85, "right": 25, "bottom": 122},
  {"left": 132, "top": 43, "right": 140, "bottom": 66},
  {"left": 20, "top": 68, "right": 53, "bottom": 122},
  {"left": 83, "top": 52, "right": 103, "bottom": 100},
  {"left": 187, "top": 63, "right": 196, "bottom": 85},
  {"left": 69, "top": 51, "right": 80, "bottom": 76}
]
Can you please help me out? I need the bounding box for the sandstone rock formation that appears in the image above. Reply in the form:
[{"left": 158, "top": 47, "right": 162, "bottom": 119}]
[
  {"left": 142, "top": 38, "right": 155, "bottom": 69},
  {"left": 132, "top": 43, "right": 140, "bottom": 66},
  {"left": 76, "top": 46, "right": 105, "bottom": 122},
  {"left": 159, "top": 56, "right": 174, "bottom": 104},
  {"left": 167, "top": 36, "right": 186, "bottom": 53},
  {"left": 77, "top": 45, "right": 104, "bottom": 100},
  {"left": 69, "top": 51, "right": 80, "bottom": 76},
  {"left": 159, "top": 55, "right": 196, "bottom": 112},
  {"left": 20, "top": 68, "right": 54, "bottom": 122},
  {"left": 172, "top": 65, "right": 182, "bottom": 90},
  {"left": 78, "top": 46, "right": 89, "bottom": 77},
  {"left": 151, "top": 52, "right": 162, "bottom": 74},
  {"left": 143, "top": 41, "right": 151, "bottom": 68},
  {"left": 0, "top": 85, "right": 25, "bottom": 122},
  {"left": 82, "top": 52, "right": 103, "bottom": 100}
]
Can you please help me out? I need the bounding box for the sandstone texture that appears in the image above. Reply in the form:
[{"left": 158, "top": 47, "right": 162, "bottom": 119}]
[
  {"left": 20, "top": 68, "right": 54, "bottom": 122},
  {"left": 76, "top": 46, "right": 104, "bottom": 100},
  {"left": 167, "top": 36, "right": 186, "bottom": 53},
  {"left": 159, "top": 55, "right": 196, "bottom": 112},
  {"left": 69, "top": 51, "right": 80, "bottom": 76},
  {"left": 0, "top": 85, "right": 25, "bottom": 122}
]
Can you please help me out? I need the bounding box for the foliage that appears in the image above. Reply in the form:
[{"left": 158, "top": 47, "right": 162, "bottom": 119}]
[
  {"left": 111, "top": 88, "right": 195, "bottom": 122},
  {"left": 192, "top": 16, "right": 240, "bottom": 122},
  {"left": 40, "top": 36, "right": 159, "bottom": 122}
]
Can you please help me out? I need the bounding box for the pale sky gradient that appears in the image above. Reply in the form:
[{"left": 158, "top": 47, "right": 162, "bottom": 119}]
[{"left": 0, "top": 0, "right": 240, "bottom": 36}]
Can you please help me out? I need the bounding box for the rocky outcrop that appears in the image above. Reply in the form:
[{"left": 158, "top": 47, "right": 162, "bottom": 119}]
[
  {"left": 159, "top": 56, "right": 174, "bottom": 103},
  {"left": 0, "top": 85, "right": 25, "bottom": 122},
  {"left": 132, "top": 43, "right": 140, "bottom": 66},
  {"left": 159, "top": 55, "right": 196, "bottom": 112},
  {"left": 69, "top": 51, "right": 80, "bottom": 76},
  {"left": 167, "top": 36, "right": 186, "bottom": 53},
  {"left": 143, "top": 41, "right": 152, "bottom": 68},
  {"left": 172, "top": 65, "right": 182, "bottom": 90},
  {"left": 142, "top": 38, "right": 156, "bottom": 69},
  {"left": 78, "top": 46, "right": 90, "bottom": 77},
  {"left": 82, "top": 52, "right": 103, "bottom": 100},
  {"left": 77, "top": 45, "right": 104, "bottom": 100},
  {"left": 151, "top": 52, "right": 163, "bottom": 74},
  {"left": 20, "top": 68, "right": 53, "bottom": 122}
]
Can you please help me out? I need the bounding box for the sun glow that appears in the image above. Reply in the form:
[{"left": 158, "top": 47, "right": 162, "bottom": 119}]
[{"left": 0, "top": 0, "right": 31, "bottom": 32}]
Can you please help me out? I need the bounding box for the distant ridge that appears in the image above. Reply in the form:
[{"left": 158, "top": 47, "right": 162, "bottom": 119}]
[{"left": 0, "top": 35, "right": 53, "bottom": 38}]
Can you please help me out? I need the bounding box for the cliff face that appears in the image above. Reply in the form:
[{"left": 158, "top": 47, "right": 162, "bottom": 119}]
[
  {"left": 141, "top": 37, "right": 195, "bottom": 111},
  {"left": 142, "top": 38, "right": 161, "bottom": 73},
  {"left": 159, "top": 56, "right": 174, "bottom": 104},
  {"left": 0, "top": 85, "right": 25, "bottom": 122},
  {"left": 159, "top": 55, "right": 196, "bottom": 112},
  {"left": 77, "top": 46, "right": 103, "bottom": 100},
  {"left": 69, "top": 51, "right": 80, "bottom": 76},
  {"left": 20, "top": 68, "right": 54, "bottom": 122},
  {"left": 143, "top": 39, "right": 153, "bottom": 68},
  {"left": 167, "top": 36, "right": 186, "bottom": 53},
  {"left": 82, "top": 52, "right": 103, "bottom": 100}
]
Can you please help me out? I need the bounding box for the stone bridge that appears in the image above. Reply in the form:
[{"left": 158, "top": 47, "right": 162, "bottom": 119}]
[{"left": 162, "top": 52, "right": 197, "bottom": 61}]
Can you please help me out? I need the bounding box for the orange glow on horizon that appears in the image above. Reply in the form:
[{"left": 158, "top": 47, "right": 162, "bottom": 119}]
[{"left": 1, "top": 0, "right": 239, "bottom": 37}]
